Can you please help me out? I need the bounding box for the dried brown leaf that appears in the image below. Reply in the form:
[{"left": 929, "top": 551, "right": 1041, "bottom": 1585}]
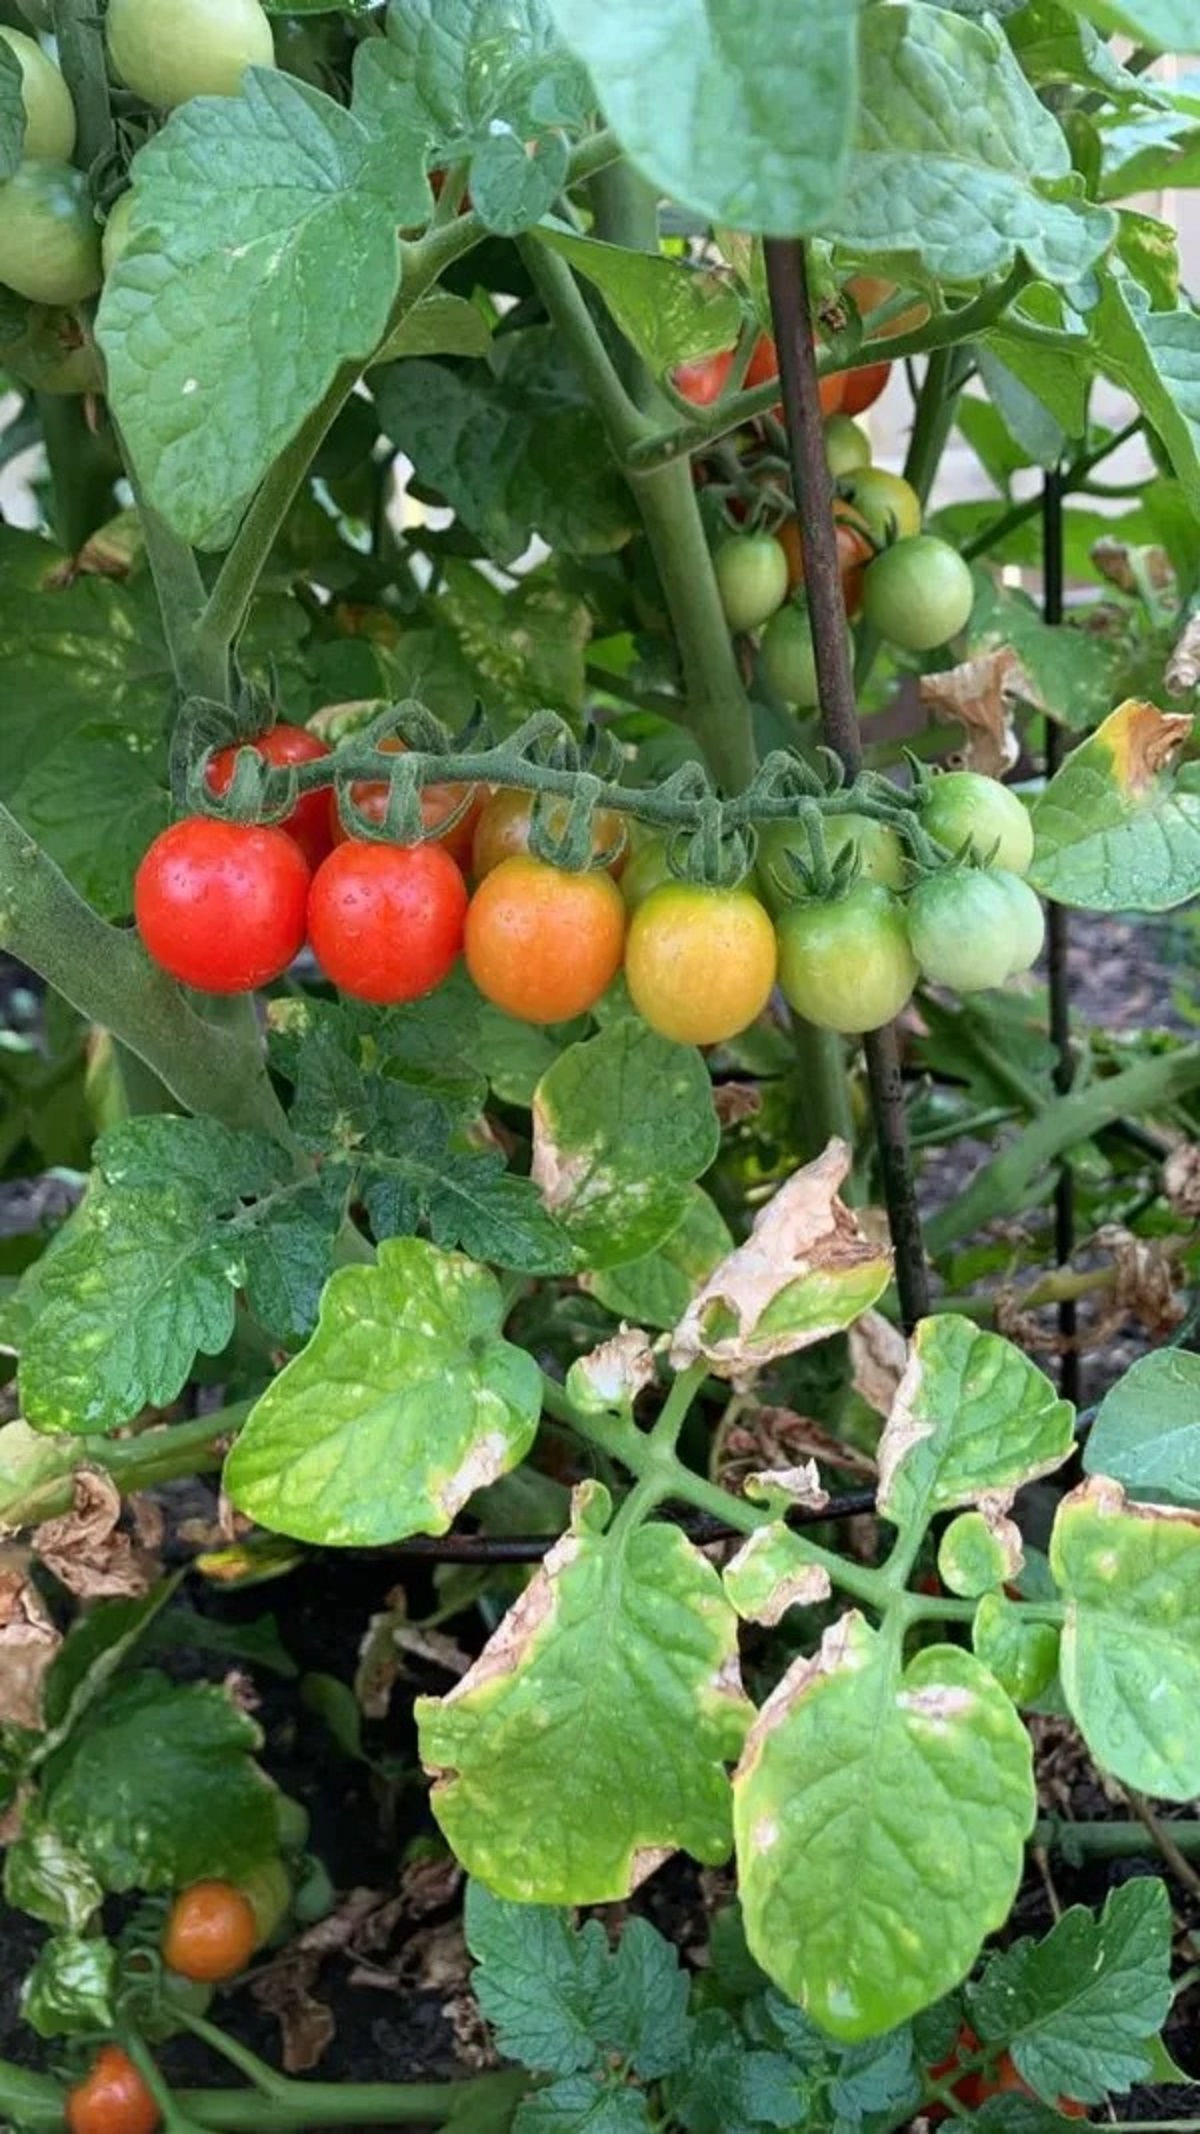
[
  {"left": 250, "top": 1953, "right": 335, "bottom": 2074},
  {"left": 33, "top": 1470, "right": 157, "bottom": 1599},
  {"left": 919, "top": 648, "right": 1028, "bottom": 776},
  {"left": 849, "top": 1311, "right": 907, "bottom": 1418},
  {"left": 0, "top": 1571, "right": 60, "bottom": 1729},
  {"left": 1095, "top": 1223, "right": 1185, "bottom": 1339},
  {"left": 1164, "top": 1143, "right": 1200, "bottom": 1221},
  {"left": 1166, "top": 612, "right": 1200, "bottom": 699}
]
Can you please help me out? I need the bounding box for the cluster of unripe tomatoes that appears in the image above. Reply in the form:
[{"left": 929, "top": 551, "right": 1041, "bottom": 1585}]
[
  {"left": 64, "top": 1872, "right": 282, "bottom": 2134},
  {"left": 135, "top": 715, "right": 1043, "bottom": 1046}
]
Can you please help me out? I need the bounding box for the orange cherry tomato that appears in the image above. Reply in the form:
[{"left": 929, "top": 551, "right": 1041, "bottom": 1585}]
[
  {"left": 774, "top": 503, "right": 874, "bottom": 616},
  {"left": 471, "top": 787, "right": 626, "bottom": 882},
  {"left": 465, "top": 856, "right": 626, "bottom": 1024},
  {"left": 66, "top": 2047, "right": 160, "bottom": 2134},
  {"left": 837, "top": 360, "right": 892, "bottom": 416},
  {"left": 844, "top": 273, "right": 929, "bottom": 340},
  {"left": 206, "top": 723, "right": 333, "bottom": 873},
  {"left": 332, "top": 736, "right": 481, "bottom": 869},
  {"left": 625, "top": 882, "right": 777, "bottom": 1047},
  {"left": 163, "top": 1879, "right": 260, "bottom": 1984},
  {"left": 673, "top": 348, "right": 734, "bottom": 407}
]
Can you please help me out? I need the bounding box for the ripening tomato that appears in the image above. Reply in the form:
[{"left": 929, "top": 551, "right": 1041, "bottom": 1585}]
[
  {"left": 471, "top": 787, "right": 625, "bottom": 881},
  {"left": 0, "top": 160, "right": 102, "bottom": 305},
  {"left": 920, "top": 769, "right": 1034, "bottom": 876},
  {"left": 466, "top": 856, "right": 625, "bottom": 1023},
  {"left": 308, "top": 840, "right": 467, "bottom": 1004},
  {"left": 135, "top": 820, "right": 310, "bottom": 993},
  {"left": 66, "top": 2047, "right": 160, "bottom": 2134},
  {"left": 862, "top": 535, "right": 974, "bottom": 651},
  {"left": 756, "top": 814, "right": 905, "bottom": 914},
  {"left": 775, "top": 505, "right": 874, "bottom": 615},
  {"left": 838, "top": 467, "right": 922, "bottom": 544},
  {"left": 777, "top": 881, "right": 916, "bottom": 1034},
  {"left": 837, "top": 359, "right": 892, "bottom": 415},
  {"left": 334, "top": 736, "right": 481, "bottom": 870},
  {"left": 625, "top": 882, "right": 777, "bottom": 1047},
  {"left": 906, "top": 869, "right": 1020, "bottom": 993},
  {"left": 163, "top": 1880, "right": 260, "bottom": 1984},
  {"left": 106, "top": 0, "right": 276, "bottom": 108},
  {"left": 206, "top": 723, "right": 333, "bottom": 872},
  {"left": 0, "top": 27, "right": 76, "bottom": 160},
  {"left": 844, "top": 274, "right": 930, "bottom": 341},
  {"left": 673, "top": 347, "right": 734, "bottom": 407},
  {"left": 957, "top": 2049, "right": 1088, "bottom": 2119},
  {"left": 714, "top": 532, "right": 790, "bottom": 634}
]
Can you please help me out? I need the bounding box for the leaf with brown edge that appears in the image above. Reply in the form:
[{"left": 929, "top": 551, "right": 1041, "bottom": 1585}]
[
  {"left": 723, "top": 1523, "right": 832, "bottom": 1626},
  {"left": 1030, "top": 699, "right": 1200, "bottom": 911},
  {"left": 919, "top": 647, "right": 1026, "bottom": 777},
  {"left": 0, "top": 1571, "right": 59, "bottom": 1730},
  {"left": 33, "top": 1470, "right": 158, "bottom": 1600},
  {"left": 669, "top": 1141, "right": 891, "bottom": 1378}
]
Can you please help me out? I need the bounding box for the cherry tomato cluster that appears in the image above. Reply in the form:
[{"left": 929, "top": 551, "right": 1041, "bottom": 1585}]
[
  {"left": 926, "top": 2025, "right": 1088, "bottom": 2120},
  {"left": 135, "top": 724, "right": 1040, "bottom": 1044}
]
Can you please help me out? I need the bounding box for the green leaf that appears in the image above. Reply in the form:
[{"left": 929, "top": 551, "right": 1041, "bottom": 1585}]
[
  {"left": 3, "top": 1829, "right": 102, "bottom": 1933},
  {"left": 967, "top": 577, "right": 1118, "bottom": 732},
  {"left": 544, "top": 0, "right": 856, "bottom": 233},
  {"left": 723, "top": 1524, "right": 832, "bottom": 1627},
  {"left": 875, "top": 1316, "right": 1074, "bottom": 1540},
  {"left": 374, "top": 336, "right": 635, "bottom": 566},
  {"left": 466, "top": 1884, "right": 690, "bottom": 2080},
  {"left": 1085, "top": 1348, "right": 1200, "bottom": 1506},
  {"left": 97, "top": 70, "right": 428, "bottom": 548},
  {"left": 1029, "top": 699, "right": 1200, "bottom": 912},
  {"left": 533, "top": 226, "right": 742, "bottom": 373},
  {"left": 515, "top": 2081, "right": 652, "bottom": 2134},
  {"left": 1007, "top": 1, "right": 1173, "bottom": 100},
  {"left": 0, "top": 38, "right": 26, "bottom": 183},
  {"left": 1064, "top": 0, "right": 1200, "bottom": 48},
  {"left": 973, "top": 348, "right": 1069, "bottom": 468},
  {"left": 418, "top": 1486, "right": 751, "bottom": 1902},
  {"left": 829, "top": 6, "right": 1117, "bottom": 283},
  {"left": 968, "top": 1880, "right": 1173, "bottom": 2104},
  {"left": 532, "top": 1021, "right": 719, "bottom": 1270},
  {"left": 41, "top": 1674, "right": 278, "bottom": 1891},
  {"left": 938, "top": 1509, "right": 1021, "bottom": 1599},
  {"left": 583, "top": 1189, "right": 733, "bottom": 1332},
  {"left": 430, "top": 558, "right": 593, "bottom": 719},
  {"left": 972, "top": 1593, "right": 1061, "bottom": 1708},
  {"left": 15, "top": 1118, "right": 338, "bottom": 1434},
  {"left": 1051, "top": 1475, "right": 1200, "bottom": 1800},
  {"left": 1092, "top": 271, "right": 1200, "bottom": 513},
  {"left": 373, "top": 289, "right": 492, "bottom": 363},
  {"left": 664, "top": 2010, "right": 803, "bottom": 2134},
  {"left": 733, "top": 1615, "right": 1036, "bottom": 2042},
  {"left": 224, "top": 1238, "right": 543, "bottom": 1545},
  {"left": 21, "top": 1934, "right": 115, "bottom": 2041}
]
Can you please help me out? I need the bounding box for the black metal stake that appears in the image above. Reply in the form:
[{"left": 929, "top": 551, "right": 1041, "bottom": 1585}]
[
  {"left": 764, "top": 239, "right": 930, "bottom": 1331},
  {"left": 1042, "top": 468, "right": 1079, "bottom": 1403}
]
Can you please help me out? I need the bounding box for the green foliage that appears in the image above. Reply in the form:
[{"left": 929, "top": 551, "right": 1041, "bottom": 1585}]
[{"left": 1085, "top": 1346, "right": 1200, "bottom": 1504}]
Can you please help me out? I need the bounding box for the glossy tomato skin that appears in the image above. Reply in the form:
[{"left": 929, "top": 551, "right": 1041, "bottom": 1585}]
[
  {"left": 0, "top": 160, "right": 102, "bottom": 305},
  {"left": 862, "top": 535, "right": 974, "bottom": 652},
  {"left": 0, "top": 27, "right": 76, "bottom": 160},
  {"left": 824, "top": 413, "right": 871, "bottom": 476},
  {"left": 839, "top": 467, "right": 922, "bottom": 544},
  {"left": 625, "top": 883, "right": 777, "bottom": 1047},
  {"left": 994, "top": 869, "right": 1045, "bottom": 974},
  {"left": 714, "top": 533, "right": 789, "bottom": 634},
  {"left": 759, "top": 604, "right": 854, "bottom": 711},
  {"left": 838, "top": 359, "right": 891, "bottom": 415},
  {"left": 920, "top": 770, "right": 1034, "bottom": 876},
  {"left": 757, "top": 814, "right": 905, "bottom": 913},
  {"left": 776, "top": 881, "right": 916, "bottom": 1034},
  {"left": 844, "top": 274, "right": 929, "bottom": 341},
  {"left": 106, "top": 0, "right": 276, "bottom": 107},
  {"left": 774, "top": 506, "right": 873, "bottom": 614},
  {"left": 333, "top": 737, "right": 481, "bottom": 872},
  {"left": 471, "top": 787, "right": 625, "bottom": 882},
  {"left": 66, "top": 2046, "right": 161, "bottom": 2134},
  {"left": 907, "top": 870, "right": 1017, "bottom": 993},
  {"left": 308, "top": 841, "right": 467, "bottom": 1005},
  {"left": 465, "top": 857, "right": 625, "bottom": 1024},
  {"left": 135, "top": 820, "right": 310, "bottom": 993},
  {"left": 673, "top": 348, "right": 734, "bottom": 406},
  {"left": 163, "top": 1880, "right": 259, "bottom": 1985},
  {"left": 207, "top": 724, "right": 333, "bottom": 873}
]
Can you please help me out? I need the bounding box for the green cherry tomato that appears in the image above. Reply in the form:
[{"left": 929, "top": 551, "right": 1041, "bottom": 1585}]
[
  {"left": 862, "top": 535, "right": 974, "bottom": 652},
  {"left": 757, "top": 812, "right": 905, "bottom": 915},
  {"left": 907, "top": 870, "right": 1018, "bottom": 993},
  {"left": 824, "top": 412, "right": 872, "bottom": 476},
  {"left": 993, "top": 869, "right": 1045, "bottom": 975},
  {"left": 106, "top": 0, "right": 276, "bottom": 108},
  {"left": 776, "top": 881, "right": 917, "bottom": 1035},
  {"left": 839, "top": 466, "right": 922, "bottom": 544},
  {"left": 920, "top": 769, "right": 1034, "bottom": 876},
  {"left": 758, "top": 603, "right": 853, "bottom": 711},
  {"left": 101, "top": 190, "right": 137, "bottom": 275},
  {"left": 0, "top": 161, "right": 102, "bottom": 305},
  {"left": 0, "top": 27, "right": 76, "bottom": 161},
  {"left": 714, "top": 532, "right": 789, "bottom": 634}
]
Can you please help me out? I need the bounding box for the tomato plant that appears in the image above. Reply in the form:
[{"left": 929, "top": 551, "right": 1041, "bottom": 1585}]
[
  {"left": 1, "top": 4, "right": 1199, "bottom": 2127},
  {"left": 134, "top": 819, "right": 310, "bottom": 992},
  {"left": 308, "top": 839, "right": 468, "bottom": 1003}
]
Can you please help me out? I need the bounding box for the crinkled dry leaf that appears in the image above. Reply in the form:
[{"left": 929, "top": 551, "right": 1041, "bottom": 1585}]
[
  {"left": 670, "top": 1141, "right": 891, "bottom": 1377},
  {"left": 919, "top": 648, "right": 1027, "bottom": 777},
  {"left": 849, "top": 1310, "right": 908, "bottom": 1418},
  {"left": 1091, "top": 538, "right": 1173, "bottom": 596},
  {"left": 744, "top": 1461, "right": 828, "bottom": 1513},
  {"left": 566, "top": 1326, "right": 657, "bottom": 1414},
  {"left": 1105, "top": 699, "right": 1192, "bottom": 794},
  {"left": 1163, "top": 1143, "right": 1200, "bottom": 1220},
  {"left": 1095, "top": 1224, "right": 1185, "bottom": 1339},
  {"left": 33, "top": 1470, "right": 157, "bottom": 1600},
  {"left": 1166, "top": 611, "right": 1200, "bottom": 699},
  {"left": 250, "top": 1952, "right": 335, "bottom": 2074},
  {"left": 0, "top": 1570, "right": 60, "bottom": 1730},
  {"left": 718, "top": 1405, "right": 876, "bottom": 1487},
  {"left": 714, "top": 1082, "right": 763, "bottom": 1129}
]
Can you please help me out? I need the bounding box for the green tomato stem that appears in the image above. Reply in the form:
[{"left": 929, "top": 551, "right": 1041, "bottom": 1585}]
[{"left": 51, "top": 0, "right": 115, "bottom": 169}]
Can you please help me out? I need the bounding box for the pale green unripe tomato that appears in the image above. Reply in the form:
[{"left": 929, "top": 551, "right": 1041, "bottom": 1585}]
[
  {"left": 0, "top": 26, "right": 76, "bottom": 161},
  {"left": 101, "top": 190, "right": 137, "bottom": 275},
  {"left": 0, "top": 161, "right": 102, "bottom": 306},
  {"left": 106, "top": 0, "right": 276, "bottom": 109}
]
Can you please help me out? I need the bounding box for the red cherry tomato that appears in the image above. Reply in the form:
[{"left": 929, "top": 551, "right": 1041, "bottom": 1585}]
[
  {"left": 673, "top": 348, "right": 734, "bottom": 407},
  {"left": 163, "top": 1879, "right": 259, "bottom": 1985},
  {"left": 331, "top": 735, "right": 481, "bottom": 870},
  {"left": 471, "top": 787, "right": 626, "bottom": 881},
  {"left": 135, "top": 820, "right": 310, "bottom": 993},
  {"left": 837, "top": 359, "right": 892, "bottom": 415},
  {"left": 66, "top": 2046, "right": 160, "bottom": 2134},
  {"left": 206, "top": 723, "right": 333, "bottom": 872},
  {"left": 308, "top": 840, "right": 468, "bottom": 1004}
]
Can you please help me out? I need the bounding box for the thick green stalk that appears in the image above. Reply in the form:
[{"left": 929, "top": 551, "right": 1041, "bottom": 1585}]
[
  {"left": 175, "top": 2079, "right": 512, "bottom": 2130},
  {"left": 36, "top": 394, "right": 117, "bottom": 554},
  {"left": 2, "top": 1407, "right": 246, "bottom": 1531},
  {"left": 51, "top": 0, "right": 114, "bottom": 168},
  {"left": 0, "top": 803, "right": 290, "bottom": 1138}
]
